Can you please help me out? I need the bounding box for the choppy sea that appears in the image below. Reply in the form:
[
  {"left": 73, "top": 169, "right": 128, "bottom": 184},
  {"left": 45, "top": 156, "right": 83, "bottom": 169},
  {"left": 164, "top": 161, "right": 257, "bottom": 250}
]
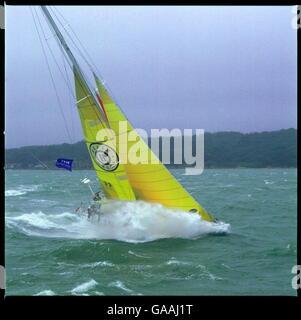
[{"left": 4, "top": 168, "right": 297, "bottom": 296}]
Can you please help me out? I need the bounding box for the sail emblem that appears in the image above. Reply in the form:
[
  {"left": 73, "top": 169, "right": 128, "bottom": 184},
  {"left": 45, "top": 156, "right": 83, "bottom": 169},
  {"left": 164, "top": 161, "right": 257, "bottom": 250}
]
[{"left": 89, "top": 143, "right": 119, "bottom": 172}]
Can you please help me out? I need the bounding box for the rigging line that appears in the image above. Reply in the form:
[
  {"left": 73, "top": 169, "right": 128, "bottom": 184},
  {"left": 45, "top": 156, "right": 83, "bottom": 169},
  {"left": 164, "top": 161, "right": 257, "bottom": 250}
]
[
  {"left": 43, "top": 17, "right": 110, "bottom": 138},
  {"left": 29, "top": 152, "right": 49, "bottom": 169},
  {"left": 58, "top": 39, "right": 76, "bottom": 101},
  {"left": 51, "top": 7, "right": 131, "bottom": 128},
  {"left": 50, "top": 10, "right": 76, "bottom": 133},
  {"left": 43, "top": 13, "right": 105, "bottom": 146},
  {"left": 49, "top": 8, "right": 98, "bottom": 92},
  {"left": 59, "top": 39, "right": 76, "bottom": 142},
  {"left": 50, "top": 6, "right": 113, "bottom": 113},
  {"left": 45, "top": 7, "right": 109, "bottom": 127},
  {"left": 69, "top": 25, "right": 103, "bottom": 76},
  {"left": 32, "top": 7, "right": 73, "bottom": 144},
  {"left": 37, "top": 8, "right": 76, "bottom": 100},
  {"left": 38, "top": 12, "right": 75, "bottom": 98},
  {"left": 52, "top": 6, "right": 103, "bottom": 77}
]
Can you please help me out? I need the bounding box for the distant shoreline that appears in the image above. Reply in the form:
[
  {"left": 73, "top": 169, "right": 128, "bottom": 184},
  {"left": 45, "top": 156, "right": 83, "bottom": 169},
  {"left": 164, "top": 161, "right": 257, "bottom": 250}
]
[{"left": 5, "top": 129, "right": 296, "bottom": 170}]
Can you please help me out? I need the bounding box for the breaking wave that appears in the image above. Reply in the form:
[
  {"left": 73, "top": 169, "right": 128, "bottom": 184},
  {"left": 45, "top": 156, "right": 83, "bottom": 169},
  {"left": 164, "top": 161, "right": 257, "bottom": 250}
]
[
  {"left": 34, "top": 290, "right": 56, "bottom": 296},
  {"left": 70, "top": 279, "right": 98, "bottom": 295},
  {"left": 6, "top": 200, "right": 230, "bottom": 243}
]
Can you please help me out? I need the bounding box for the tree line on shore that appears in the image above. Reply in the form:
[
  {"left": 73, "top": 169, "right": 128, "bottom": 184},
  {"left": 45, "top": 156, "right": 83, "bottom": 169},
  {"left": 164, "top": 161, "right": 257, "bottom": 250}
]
[{"left": 5, "top": 128, "right": 296, "bottom": 169}]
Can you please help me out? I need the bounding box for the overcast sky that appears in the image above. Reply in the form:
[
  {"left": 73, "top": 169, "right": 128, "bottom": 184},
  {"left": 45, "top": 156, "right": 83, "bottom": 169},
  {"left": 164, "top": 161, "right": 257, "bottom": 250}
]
[{"left": 5, "top": 5, "right": 297, "bottom": 148}]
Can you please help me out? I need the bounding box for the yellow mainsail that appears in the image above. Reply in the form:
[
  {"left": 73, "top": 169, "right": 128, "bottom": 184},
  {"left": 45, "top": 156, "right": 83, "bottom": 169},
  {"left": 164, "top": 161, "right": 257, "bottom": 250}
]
[
  {"left": 73, "top": 69, "right": 136, "bottom": 201},
  {"left": 94, "top": 75, "right": 214, "bottom": 222}
]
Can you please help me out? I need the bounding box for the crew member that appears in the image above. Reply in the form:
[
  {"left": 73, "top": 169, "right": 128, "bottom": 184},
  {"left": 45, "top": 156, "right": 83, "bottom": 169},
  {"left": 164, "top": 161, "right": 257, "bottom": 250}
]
[
  {"left": 93, "top": 191, "right": 102, "bottom": 201},
  {"left": 91, "top": 191, "right": 104, "bottom": 222},
  {"left": 87, "top": 206, "right": 93, "bottom": 220}
]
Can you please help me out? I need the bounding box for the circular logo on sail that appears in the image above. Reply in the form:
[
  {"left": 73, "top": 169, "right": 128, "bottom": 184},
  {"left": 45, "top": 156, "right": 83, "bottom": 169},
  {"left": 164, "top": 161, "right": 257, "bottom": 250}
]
[{"left": 89, "top": 143, "right": 119, "bottom": 172}]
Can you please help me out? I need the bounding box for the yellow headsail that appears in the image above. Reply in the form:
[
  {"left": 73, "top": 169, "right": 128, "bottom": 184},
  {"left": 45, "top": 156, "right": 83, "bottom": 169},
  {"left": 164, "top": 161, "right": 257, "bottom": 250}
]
[
  {"left": 73, "top": 69, "right": 136, "bottom": 201},
  {"left": 94, "top": 75, "right": 214, "bottom": 222}
]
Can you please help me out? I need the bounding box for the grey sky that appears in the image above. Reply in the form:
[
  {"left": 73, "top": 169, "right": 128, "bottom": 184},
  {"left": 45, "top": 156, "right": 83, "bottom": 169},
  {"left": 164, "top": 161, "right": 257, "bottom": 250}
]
[{"left": 5, "top": 5, "right": 297, "bottom": 148}]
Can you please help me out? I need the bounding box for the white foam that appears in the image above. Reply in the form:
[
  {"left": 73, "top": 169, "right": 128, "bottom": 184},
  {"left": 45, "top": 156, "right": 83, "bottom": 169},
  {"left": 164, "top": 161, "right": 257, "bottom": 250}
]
[
  {"left": 5, "top": 185, "right": 40, "bottom": 197},
  {"left": 6, "top": 200, "right": 230, "bottom": 243},
  {"left": 5, "top": 190, "right": 27, "bottom": 197},
  {"left": 196, "top": 264, "right": 223, "bottom": 281},
  {"left": 81, "top": 261, "right": 115, "bottom": 268},
  {"left": 9, "top": 212, "right": 59, "bottom": 229},
  {"left": 128, "top": 250, "right": 152, "bottom": 259},
  {"left": 34, "top": 290, "right": 55, "bottom": 296},
  {"left": 30, "top": 199, "right": 57, "bottom": 204},
  {"left": 165, "top": 258, "right": 191, "bottom": 266},
  {"left": 71, "top": 279, "right": 98, "bottom": 294},
  {"left": 221, "top": 263, "right": 232, "bottom": 270},
  {"left": 7, "top": 211, "right": 76, "bottom": 232},
  {"left": 109, "top": 280, "right": 134, "bottom": 293},
  {"left": 264, "top": 180, "right": 274, "bottom": 185}
]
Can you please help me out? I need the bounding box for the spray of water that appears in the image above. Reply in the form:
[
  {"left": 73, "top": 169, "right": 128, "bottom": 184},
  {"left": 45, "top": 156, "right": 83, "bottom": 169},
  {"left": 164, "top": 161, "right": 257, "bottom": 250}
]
[{"left": 6, "top": 200, "right": 230, "bottom": 243}]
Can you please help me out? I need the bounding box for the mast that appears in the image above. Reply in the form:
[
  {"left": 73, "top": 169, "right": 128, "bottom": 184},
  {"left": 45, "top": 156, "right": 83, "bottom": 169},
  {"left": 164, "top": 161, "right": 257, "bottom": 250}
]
[{"left": 40, "top": 6, "right": 109, "bottom": 125}]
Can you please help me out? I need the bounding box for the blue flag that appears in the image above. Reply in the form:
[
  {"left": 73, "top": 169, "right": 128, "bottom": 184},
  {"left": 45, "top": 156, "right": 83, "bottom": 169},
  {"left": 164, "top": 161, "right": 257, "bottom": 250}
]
[{"left": 55, "top": 158, "right": 73, "bottom": 171}]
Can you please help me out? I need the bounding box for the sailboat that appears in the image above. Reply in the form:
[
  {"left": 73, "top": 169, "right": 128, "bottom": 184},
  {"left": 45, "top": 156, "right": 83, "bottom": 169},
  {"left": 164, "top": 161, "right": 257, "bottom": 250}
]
[{"left": 39, "top": 6, "right": 216, "bottom": 223}]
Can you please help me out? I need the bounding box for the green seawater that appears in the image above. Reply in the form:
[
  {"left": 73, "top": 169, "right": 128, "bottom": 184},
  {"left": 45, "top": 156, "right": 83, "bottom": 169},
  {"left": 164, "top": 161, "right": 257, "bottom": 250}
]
[{"left": 5, "top": 169, "right": 297, "bottom": 296}]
